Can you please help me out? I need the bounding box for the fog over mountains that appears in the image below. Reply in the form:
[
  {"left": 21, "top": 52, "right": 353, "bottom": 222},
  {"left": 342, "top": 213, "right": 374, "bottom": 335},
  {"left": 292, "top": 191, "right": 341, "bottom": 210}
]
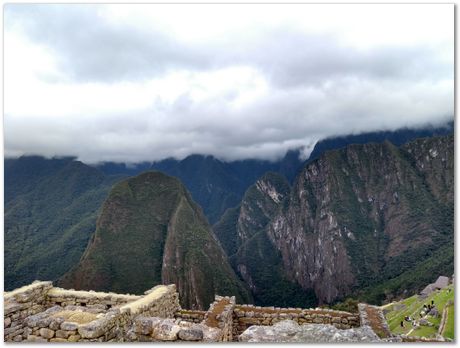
[{"left": 4, "top": 4, "right": 453, "bottom": 163}]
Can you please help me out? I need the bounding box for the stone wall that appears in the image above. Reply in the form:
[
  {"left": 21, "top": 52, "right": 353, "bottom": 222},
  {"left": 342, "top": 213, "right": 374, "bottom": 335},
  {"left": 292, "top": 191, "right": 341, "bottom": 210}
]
[
  {"left": 357, "top": 303, "right": 392, "bottom": 339},
  {"left": 46, "top": 287, "right": 140, "bottom": 310},
  {"left": 5, "top": 281, "right": 386, "bottom": 343},
  {"left": 203, "top": 295, "right": 236, "bottom": 342},
  {"left": 4, "top": 282, "right": 181, "bottom": 343},
  {"left": 24, "top": 305, "right": 116, "bottom": 342},
  {"left": 119, "top": 284, "right": 180, "bottom": 318},
  {"left": 4, "top": 281, "right": 53, "bottom": 342},
  {"left": 233, "top": 304, "right": 359, "bottom": 338},
  {"left": 127, "top": 316, "right": 219, "bottom": 342},
  {"left": 174, "top": 309, "right": 206, "bottom": 323}
]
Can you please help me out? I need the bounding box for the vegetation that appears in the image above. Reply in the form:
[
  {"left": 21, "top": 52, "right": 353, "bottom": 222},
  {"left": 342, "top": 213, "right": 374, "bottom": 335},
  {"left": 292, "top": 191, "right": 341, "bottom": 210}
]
[
  {"left": 212, "top": 205, "right": 240, "bottom": 257},
  {"left": 60, "top": 171, "right": 251, "bottom": 309},
  {"left": 384, "top": 284, "right": 454, "bottom": 340},
  {"left": 151, "top": 152, "right": 303, "bottom": 224},
  {"left": 323, "top": 137, "right": 454, "bottom": 304},
  {"left": 4, "top": 157, "right": 125, "bottom": 290}
]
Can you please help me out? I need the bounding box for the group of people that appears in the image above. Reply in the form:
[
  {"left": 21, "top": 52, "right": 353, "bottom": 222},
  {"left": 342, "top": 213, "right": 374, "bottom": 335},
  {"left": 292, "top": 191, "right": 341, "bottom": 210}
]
[
  {"left": 399, "top": 300, "right": 436, "bottom": 329},
  {"left": 400, "top": 315, "right": 417, "bottom": 328},
  {"left": 420, "top": 300, "right": 436, "bottom": 317}
]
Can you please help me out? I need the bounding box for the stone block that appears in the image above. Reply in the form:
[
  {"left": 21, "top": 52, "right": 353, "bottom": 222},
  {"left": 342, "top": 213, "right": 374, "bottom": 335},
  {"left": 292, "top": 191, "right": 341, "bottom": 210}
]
[
  {"left": 39, "top": 328, "right": 55, "bottom": 339},
  {"left": 49, "top": 317, "right": 65, "bottom": 330},
  {"left": 50, "top": 338, "right": 68, "bottom": 342},
  {"left": 61, "top": 321, "right": 79, "bottom": 331},
  {"left": 27, "top": 334, "right": 48, "bottom": 342},
  {"left": 78, "top": 318, "right": 111, "bottom": 339},
  {"left": 3, "top": 302, "right": 20, "bottom": 315},
  {"left": 67, "top": 334, "right": 81, "bottom": 342},
  {"left": 13, "top": 335, "right": 23, "bottom": 342},
  {"left": 178, "top": 327, "right": 204, "bottom": 341},
  {"left": 56, "top": 329, "right": 75, "bottom": 338},
  {"left": 133, "top": 316, "right": 162, "bottom": 335},
  {"left": 153, "top": 320, "right": 181, "bottom": 341},
  {"left": 331, "top": 317, "right": 342, "bottom": 324},
  {"left": 4, "top": 326, "right": 23, "bottom": 336}
]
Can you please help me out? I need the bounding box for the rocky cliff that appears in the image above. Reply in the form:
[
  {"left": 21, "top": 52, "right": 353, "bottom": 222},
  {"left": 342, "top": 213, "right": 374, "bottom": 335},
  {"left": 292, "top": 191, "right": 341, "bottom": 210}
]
[
  {"left": 214, "top": 172, "right": 317, "bottom": 308},
  {"left": 216, "top": 135, "right": 454, "bottom": 305},
  {"left": 60, "top": 171, "right": 251, "bottom": 309}
]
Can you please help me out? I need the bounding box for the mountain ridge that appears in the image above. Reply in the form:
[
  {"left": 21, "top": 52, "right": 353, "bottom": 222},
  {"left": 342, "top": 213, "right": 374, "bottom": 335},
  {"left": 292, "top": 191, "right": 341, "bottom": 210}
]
[{"left": 59, "top": 171, "right": 252, "bottom": 309}]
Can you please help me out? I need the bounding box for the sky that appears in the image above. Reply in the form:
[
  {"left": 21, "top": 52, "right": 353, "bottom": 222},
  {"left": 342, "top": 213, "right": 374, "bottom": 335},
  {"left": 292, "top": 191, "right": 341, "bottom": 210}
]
[{"left": 4, "top": 4, "right": 454, "bottom": 164}]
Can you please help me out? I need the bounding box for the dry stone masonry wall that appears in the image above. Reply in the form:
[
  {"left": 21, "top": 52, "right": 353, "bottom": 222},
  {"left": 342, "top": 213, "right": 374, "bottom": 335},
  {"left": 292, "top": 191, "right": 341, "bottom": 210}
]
[
  {"left": 203, "top": 295, "right": 236, "bottom": 341},
  {"left": 46, "top": 287, "right": 140, "bottom": 309},
  {"left": 174, "top": 309, "right": 206, "bottom": 323},
  {"left": 233, "top": 304, "right": 359, "bottom": 337},
  {"left": 5, "top": 281, "right": 390, "bottom": 343},
  {"left": 4, "top": 281, "right": 53, "bottom": 342}
]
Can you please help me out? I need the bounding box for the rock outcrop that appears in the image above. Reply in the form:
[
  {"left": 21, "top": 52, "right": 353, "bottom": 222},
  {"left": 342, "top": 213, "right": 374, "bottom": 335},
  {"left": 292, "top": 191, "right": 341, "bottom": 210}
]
[
  {"left": 239, "top": 320, "right": 381, "bottom": 343},
  {"left": 215, "top": 135, "right": 454, "bottom": 305}
]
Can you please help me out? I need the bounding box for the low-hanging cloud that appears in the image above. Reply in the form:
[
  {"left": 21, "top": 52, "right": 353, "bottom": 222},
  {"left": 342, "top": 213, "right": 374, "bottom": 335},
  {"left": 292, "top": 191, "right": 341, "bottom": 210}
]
[{"left": 4, "top": 4, "right": 454, "bottom": 164}]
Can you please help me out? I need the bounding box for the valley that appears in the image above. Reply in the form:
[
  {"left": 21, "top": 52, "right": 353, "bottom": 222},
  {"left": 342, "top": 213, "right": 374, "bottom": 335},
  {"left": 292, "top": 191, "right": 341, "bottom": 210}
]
[{"left": 4, "top": 129, "right": 454, "bottom": 318}]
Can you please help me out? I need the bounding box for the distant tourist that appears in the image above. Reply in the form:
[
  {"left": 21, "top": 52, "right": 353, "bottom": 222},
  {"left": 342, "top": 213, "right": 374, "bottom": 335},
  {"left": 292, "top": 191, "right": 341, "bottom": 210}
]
[{"left": 400, "top": 321, "right": 404, "bottom": 328}]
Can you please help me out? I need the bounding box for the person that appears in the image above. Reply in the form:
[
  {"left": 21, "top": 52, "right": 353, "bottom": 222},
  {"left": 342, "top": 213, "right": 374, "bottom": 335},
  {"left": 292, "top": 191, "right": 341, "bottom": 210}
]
[
  {"left": 431, "top": 300, "right": 434, "bottom": 306},
  {"left": 400, "top": 321, "right": 404, "bottom": 328}
]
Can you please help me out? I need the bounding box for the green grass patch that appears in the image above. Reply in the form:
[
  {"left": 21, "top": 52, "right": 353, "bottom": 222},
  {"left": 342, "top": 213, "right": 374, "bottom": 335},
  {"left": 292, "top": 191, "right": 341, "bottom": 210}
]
[{"left": 384, "top": 285, "right": 454, "bottom": 339}]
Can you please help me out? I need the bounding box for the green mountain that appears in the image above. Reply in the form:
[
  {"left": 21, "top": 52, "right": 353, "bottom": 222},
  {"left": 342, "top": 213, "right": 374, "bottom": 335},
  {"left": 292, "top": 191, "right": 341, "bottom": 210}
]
[
  {"left": 214, "top": 135, "right": 454, "bottom": 306},
  {"left": 59, "top": 171, "right": 251, "bottom": 309},
  {"left": 5, "top": 157, "right": 124, "bottom": 290},
  {"left": 149, "top": 151, "right": 304, "bottom": 224},
  {"left": 214, "top": 172, "right": 317, "bottom": 308}
]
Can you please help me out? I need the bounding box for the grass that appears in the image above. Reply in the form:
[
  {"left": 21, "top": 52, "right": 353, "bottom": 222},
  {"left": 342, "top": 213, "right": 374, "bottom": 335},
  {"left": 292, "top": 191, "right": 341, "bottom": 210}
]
[
  {"left": 443, "top": 304, "right": 454, "bottom": 339},
  {"left": 384, "top": 284, "right": 454, "bottom": 339}
]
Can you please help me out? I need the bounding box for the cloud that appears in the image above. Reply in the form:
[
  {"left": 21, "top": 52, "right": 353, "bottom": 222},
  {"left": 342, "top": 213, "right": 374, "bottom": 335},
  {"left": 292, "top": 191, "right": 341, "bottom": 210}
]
[{"left": 4, "top": 4, "right": 454, "bottom": 164}]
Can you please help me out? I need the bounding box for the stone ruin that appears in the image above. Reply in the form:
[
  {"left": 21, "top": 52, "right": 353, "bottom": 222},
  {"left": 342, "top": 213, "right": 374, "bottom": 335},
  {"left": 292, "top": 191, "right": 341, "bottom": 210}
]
[{"left": 4, "top": 280, "right": 399, "bottom": 343}]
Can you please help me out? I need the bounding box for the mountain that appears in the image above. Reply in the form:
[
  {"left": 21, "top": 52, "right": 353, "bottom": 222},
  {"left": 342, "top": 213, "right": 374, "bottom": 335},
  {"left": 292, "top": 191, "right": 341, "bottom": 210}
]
[
  {"left": 5, "top": 156, "right": 76, "bottom": 203},
  {"left": 214, "top": 172, "right": 317, "bottom": 308},
  {"left": 4, "top": 156, "right": 124, "bottom": 290},
  {"left": 308, "top": 122, "right": 453, "bottom": 163},
  {"left": 59, "top": 171, "right": 251, "bottom": 310},
  {"left": 150, "top": 151, "right": 304, "bottom": 224},
  {"left": 93, "top": 161, "right": 152, "bottom": 176},
  {"left": 94, "top": 123, "right": 453, "bottom": 225},
  {"left": 214, "top": 135, "right": 453, "bottom": 306}
]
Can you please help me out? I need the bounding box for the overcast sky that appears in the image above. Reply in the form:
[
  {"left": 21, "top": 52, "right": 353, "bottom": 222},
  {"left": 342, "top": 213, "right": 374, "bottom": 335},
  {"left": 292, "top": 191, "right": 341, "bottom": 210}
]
[{"left": 4, "top": 4, "right": 454, "bottom": 163}]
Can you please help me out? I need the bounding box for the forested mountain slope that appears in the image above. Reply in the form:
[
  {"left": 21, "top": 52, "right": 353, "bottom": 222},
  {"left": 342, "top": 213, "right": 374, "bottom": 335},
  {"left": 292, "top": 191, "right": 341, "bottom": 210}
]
[
  {"left": 60, "top": 171, "right": 251, "bottom": 310},
  {"left": 214, "top": 135, "right": 453, "bottom": 306},
  {"left": 5, "top": 158, "right": 124, "bottom": 290}
]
